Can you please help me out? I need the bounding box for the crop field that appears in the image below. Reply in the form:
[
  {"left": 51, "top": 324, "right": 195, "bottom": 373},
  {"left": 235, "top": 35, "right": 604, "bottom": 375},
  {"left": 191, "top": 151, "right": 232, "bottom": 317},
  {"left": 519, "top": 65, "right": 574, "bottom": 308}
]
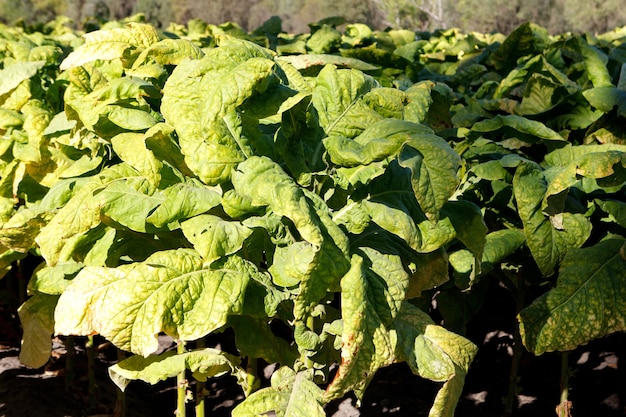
[{"left": 0, "top": 14, "right": 625, "bottom": 417}]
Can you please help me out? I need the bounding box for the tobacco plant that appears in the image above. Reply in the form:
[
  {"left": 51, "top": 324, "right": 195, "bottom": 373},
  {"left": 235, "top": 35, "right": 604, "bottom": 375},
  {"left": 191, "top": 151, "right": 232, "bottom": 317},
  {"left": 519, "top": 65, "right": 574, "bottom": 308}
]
[{"left": 1, "top": 14, "right": 625, "bottom": 417}]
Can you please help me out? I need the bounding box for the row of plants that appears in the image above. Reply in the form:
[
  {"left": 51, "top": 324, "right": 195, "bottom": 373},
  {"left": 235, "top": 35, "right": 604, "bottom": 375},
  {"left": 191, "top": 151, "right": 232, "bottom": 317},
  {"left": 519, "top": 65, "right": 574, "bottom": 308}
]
[{"left": 1, "top": 13, "right": 625, "bottom": 416}]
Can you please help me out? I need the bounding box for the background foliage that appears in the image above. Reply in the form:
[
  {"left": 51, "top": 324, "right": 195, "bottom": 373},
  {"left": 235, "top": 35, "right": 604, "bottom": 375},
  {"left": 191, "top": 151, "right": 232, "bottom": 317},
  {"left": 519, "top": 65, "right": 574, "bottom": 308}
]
[{"left": 1, "top": 0, "right": 626, "bottom": 35}]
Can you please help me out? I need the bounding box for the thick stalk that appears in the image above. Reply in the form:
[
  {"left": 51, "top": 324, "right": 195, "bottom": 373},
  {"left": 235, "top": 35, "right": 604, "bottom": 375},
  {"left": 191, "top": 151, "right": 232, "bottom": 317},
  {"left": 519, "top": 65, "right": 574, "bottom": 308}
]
[
  {"left": 245, "top": 357, "right": 259, "bottom": 397},
  {"left": 16, "top": 260, "right": 27, "bottom": 305},
  {"left": 176, "top": 341, "right": 187, "bottom": 417},
  {"left": 114, "top": 349, "right": 126, "bottom": 417},
  {"left": 504, "top": 325, "right": 524, "bottom": 416},
  {"left": 302, "top": 315, "right": 315, "bottom": 370},
  {"left": 556, "top": 352, "right": 572, "bottom": 417},
  {"left": 195, "top": 338, "right": 206, "bottom": 417},
  {"left": 86, "top": 336, "right": 97, "bottom": 410},
  {"left": 64, "top": 335, "right": 75, "bottom": 390},
  {"left": 502, "top": 271, "right": 524, "bottom": 416}
]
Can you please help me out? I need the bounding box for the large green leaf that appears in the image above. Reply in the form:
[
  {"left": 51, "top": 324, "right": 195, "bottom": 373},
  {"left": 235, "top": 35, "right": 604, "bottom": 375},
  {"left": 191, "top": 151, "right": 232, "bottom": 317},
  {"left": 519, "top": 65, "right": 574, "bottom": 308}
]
[
  {"left": 146, "top": 179, "right": 222, "bottom": 228},
  {"left": 573, "top": 36, "right": 613, "bottom": 88},
  {"left": 489, "top": 23, "right": 549, "bottom": 72},
  {"left": 233, "top": 159, "right": 349, "bottom": 319},
  {"left": 108, "top": 348, "right": 247, "bottom": 392},
  {"left": 513, "top": 162, "right": 592, "bottom": 276},
  {"left": 27, "top": 261, "right": 84, "bottom": 296},
  {"left": 132, "top": 38, "right": 205, "bottom": 68},
  {"left": 35, "top": 163, "right": 138, "bottom": 266},
  {"left": 54, "top": 250, "right": 251, "bottom": 356},
  {"left": 583, "top": 87, "right": 626, "bottom": 117},
  {"left": 232, "top": 156, "right": 322, "bottom": 246},
  {"left": 161, "top": 46, "right": 276, "bottom": 184},
  {"left": 18, "top": 293, "right": 58, "bottom": 369},
  {"left": 470, "top": 114, "right": 567, "bottom": 147},
  {"left": 312, "top": 64, "right": 381, "bottom": 138},
  {"left": 0, "top": 61, "right": 45, "bottom": 97},
  {"left": 276, "top": 54, "right": 379, "bottom": 71},
  {"left": 181, "top": 214, "right": 253, "bottom": 264},
  {"left": 323, "top": 253, "right": 398, "bottom": 401},
  {"left": 0, "top": 208, "right": 53, "bottom": 252},
  {"left": 97, "top": 174, "right": 163, "bottom": 233},
  {"left": 229, "top": 316, "right": 299, "bottom": 365},
  {"left": 60, "top": 23, "right": 159, "bottom": 70},
  {"left": 393, "top": 302, "right": 477, "bottom": 417},
  {"left": 361, "top": 162, "right": 457, "bottom": 253},
  {"left": 518, "top": 238, "right": 626, "bottom": 354},
  {"left": 65, "top": 76, "right": 161, "bottom": 137},
  {"left": 110, "top": 132, "right": 162, "bottom": 185}
]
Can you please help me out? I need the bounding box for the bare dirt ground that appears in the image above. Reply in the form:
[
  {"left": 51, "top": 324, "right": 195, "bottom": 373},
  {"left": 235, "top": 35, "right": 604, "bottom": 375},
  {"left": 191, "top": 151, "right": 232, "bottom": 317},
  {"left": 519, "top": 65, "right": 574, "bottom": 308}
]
[{"left": 1, "top": 279, "right": 625, "bottom": 417}]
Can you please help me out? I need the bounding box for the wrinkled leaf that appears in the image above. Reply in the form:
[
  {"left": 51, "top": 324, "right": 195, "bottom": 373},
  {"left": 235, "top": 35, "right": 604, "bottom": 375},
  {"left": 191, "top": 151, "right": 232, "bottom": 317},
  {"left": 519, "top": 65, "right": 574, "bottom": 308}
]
[{"left": 519, "top": 238, "right": 626, "bottom": 354}]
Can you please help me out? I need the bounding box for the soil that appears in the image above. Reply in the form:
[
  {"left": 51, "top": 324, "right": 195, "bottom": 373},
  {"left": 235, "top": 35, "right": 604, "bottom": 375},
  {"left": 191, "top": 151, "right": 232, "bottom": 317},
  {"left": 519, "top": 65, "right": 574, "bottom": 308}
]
[{"left": 1, "top": 278, "right": 625, "bottom": 417}]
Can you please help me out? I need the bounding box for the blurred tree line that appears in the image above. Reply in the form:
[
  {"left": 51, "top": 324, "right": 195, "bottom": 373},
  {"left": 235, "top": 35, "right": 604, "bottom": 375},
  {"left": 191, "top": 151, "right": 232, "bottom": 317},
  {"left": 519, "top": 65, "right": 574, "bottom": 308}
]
[{"left": 0, "top": 0, "right": 624, "bottom": 35}]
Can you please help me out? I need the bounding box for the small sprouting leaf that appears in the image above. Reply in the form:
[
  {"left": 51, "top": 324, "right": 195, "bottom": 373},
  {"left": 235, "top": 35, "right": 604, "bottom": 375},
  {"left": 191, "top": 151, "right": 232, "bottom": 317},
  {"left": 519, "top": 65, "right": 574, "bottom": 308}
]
[
  {"left": 449, "top": 228, "right": 526, "bottom": 288},
  {"left": 54, "top": 250, "right": 251, "bottom": 356},
  {"left": 108, "top": 348, "right": 246, "bottom": 392},
  {"left": 146, "top": 179, "right": 222, "bottom": 228},
  {"left": 232, "top": 367, "right": 325, "bottom": 417},
  {"left": 518, "top": 238, "right": 626, "bottom": 355},
  {"left": 111, "top": 132, "right": 163, "bottom": 185},
  {"left": 181, "top": 214, "right": 253, "bottom": 264}
]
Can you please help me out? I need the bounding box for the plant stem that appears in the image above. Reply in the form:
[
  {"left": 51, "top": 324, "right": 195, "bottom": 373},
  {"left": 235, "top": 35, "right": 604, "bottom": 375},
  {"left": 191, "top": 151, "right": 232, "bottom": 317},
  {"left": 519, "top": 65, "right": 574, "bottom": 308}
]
[
  {"left": 504, "top": 324, "right": 523, "bottom": 416},
  {"left": 86, "top": 336, "right": 97, "bottom": 410},
  {"left": 176, "top": 341, "right": 187, "bottom": 417},
  {"left": 503, "top": 270, "right": 524, "bottom": 416},
  {"left": 245, "top": 357, "right": 259, "bottom": 397},
  {"left": 556, "top": 351, "right": 572, "bottom": 417},
  {"left": 303, "top": 315, "right": 315, "bottom": 370},
  {"left": 16, "top": 259, "right": 27, "bottom": 305},
  {"left": 114, "top": 349, "right": 126, "bottom": 417},
  {"left": 195, "top": 338, "right": 206, "bottom": 417},
  {"left": 65, "top": 335, "right": 75, "bottom": 390}
]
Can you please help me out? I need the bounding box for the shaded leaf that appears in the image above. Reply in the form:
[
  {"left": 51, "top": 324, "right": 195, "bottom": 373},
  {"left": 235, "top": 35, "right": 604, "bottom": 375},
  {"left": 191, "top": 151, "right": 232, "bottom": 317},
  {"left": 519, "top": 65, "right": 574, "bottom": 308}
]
[
  {"left": 513, "top": 162, "right": 592, "bottom": 276},
  {"left": 518, "top": 238, "right": 626, "bottom": 354}
]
